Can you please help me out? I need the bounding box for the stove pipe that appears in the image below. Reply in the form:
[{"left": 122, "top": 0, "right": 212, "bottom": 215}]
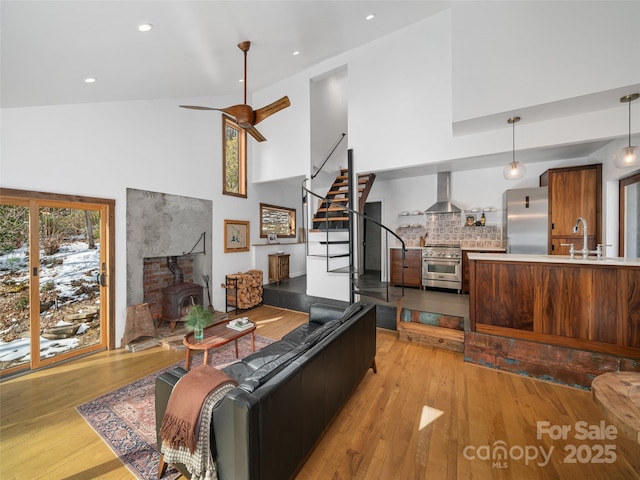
[{"left": 166, "top": 256, "right": 184, "bottom": 284}]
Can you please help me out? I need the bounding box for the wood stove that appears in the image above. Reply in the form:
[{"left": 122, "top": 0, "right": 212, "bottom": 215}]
[{"left": 159, "top": 282, "right": 203, "bottom": 331}]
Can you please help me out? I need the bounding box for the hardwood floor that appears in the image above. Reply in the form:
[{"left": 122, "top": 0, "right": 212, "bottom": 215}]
[{"left": 1, "top": 305, "right": 639, "bottom": 479}]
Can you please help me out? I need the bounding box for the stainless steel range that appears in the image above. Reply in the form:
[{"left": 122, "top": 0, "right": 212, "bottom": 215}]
[{"left": 422, "top": 244, "right": 462, "bottom": 293}]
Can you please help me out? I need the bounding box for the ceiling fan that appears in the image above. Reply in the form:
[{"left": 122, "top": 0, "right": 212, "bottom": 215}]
[{"left": 180, "top": 41, "right": 290, "bottom": 142}]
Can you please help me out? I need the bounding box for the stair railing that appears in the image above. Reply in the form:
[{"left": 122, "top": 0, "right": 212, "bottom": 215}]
[
  {"left": 311, "top": 133, "right": 346, "bottom": 180},
  {"left": 301, "top": 176, "right": 406, "bottom": 303}
]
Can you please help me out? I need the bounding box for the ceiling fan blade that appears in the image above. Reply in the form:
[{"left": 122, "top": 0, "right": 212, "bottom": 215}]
[
  {"left": 179, "top": 105, "right": 221, "bottom": 111},
  {"left": 253, "top": 96, "right": 291, "bottom": 125},
  {"left": 246, "top": 126, "right": 266, "bottom": 142},
  {"left": 180, "top": 104, "right": 254, "bottom": 127}
]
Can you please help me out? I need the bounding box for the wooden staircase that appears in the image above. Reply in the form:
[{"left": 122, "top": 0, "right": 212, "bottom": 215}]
[
  {"left": 303, "top": 152, "right": 404, "bottom": 304},
  {"left": 311, "top": 169, "right": 376, "bottom": 230}
]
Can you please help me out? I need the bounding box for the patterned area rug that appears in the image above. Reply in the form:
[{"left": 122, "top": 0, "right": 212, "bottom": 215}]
[{"left": 76, "top": 334, "right": 273, "bottom": 480}]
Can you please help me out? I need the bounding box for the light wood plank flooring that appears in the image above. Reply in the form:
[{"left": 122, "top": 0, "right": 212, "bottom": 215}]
[{"left": 1, "top": 306, "right": 639, "bottom": 479}]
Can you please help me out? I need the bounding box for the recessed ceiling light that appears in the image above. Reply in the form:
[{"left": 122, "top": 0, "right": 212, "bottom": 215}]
[
  {"left": 239, "top": 79, "right": 244, "bottom": 83},
  {"left": 137, "top": 23, "right": 153, "bottom": 32},
  {"left": 293, "top": 51, "right": 300, "bottom": 56},
  {"left": 366, "top": 14, "right": 375, "bottom": 21},
  {"left": 84, "top": 77, "right": 97, "bottom": 84}
]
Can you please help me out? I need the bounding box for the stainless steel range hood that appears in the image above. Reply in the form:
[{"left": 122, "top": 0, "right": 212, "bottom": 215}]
[{"left": 424, "top": 172, "right": 461, "bottom": 214}]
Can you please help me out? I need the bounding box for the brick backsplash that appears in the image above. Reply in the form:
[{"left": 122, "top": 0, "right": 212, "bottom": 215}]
[{"left": 395, "top": 212, "right": 505, "bottom": 248}]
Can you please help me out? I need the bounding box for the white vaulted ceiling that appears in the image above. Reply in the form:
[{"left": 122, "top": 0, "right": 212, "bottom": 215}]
[{"left": 0, "top": 1, "right": 450, "bottom": 108}]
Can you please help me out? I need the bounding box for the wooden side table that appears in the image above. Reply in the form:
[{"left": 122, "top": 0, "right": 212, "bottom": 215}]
[
  {"left": 592, "top": 371, "right": 640, "bottom": 444},
  {"left": 268, "top": 253, "right": 290, "bottom": 284}
]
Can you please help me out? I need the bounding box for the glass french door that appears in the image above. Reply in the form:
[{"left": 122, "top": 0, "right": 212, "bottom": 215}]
[{"left": 0, "top": 191, "right": 113, "bottom": 375}]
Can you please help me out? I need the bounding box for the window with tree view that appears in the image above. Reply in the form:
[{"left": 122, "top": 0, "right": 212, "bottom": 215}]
[
  {"left": 260, "top": 203, "right": 296, "bottom": 238},
  {"left": 223, "top": 115, "right": 247, "bottom": 197}
]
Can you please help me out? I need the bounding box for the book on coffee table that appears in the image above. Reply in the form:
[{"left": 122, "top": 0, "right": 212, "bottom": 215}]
[{"left": 227, "top": 319, "right": 254, "bottom": 331}]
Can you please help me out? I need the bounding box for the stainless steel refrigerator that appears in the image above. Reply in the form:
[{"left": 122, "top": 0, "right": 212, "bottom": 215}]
[{"left": 503, "top": 187, "right": 549, "bottom": 254}]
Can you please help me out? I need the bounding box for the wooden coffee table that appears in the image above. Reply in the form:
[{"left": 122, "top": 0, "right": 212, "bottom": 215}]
[{"left": 183, "top": 319, "right": 256, "bottom": 370}]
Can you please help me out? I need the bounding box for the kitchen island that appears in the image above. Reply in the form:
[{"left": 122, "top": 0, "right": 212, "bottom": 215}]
[{"left": 465, "top": 253, "right": 640, "bottom": 388}]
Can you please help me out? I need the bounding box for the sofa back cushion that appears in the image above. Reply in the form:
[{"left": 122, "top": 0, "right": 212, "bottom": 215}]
[{"left": 303, "top": 302, "right": 364, "bottom": 347}]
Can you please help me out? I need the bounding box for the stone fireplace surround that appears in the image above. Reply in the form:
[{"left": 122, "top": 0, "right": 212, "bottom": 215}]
[{"left": 126, "top": 188, "right": 212, "bottom": 318}]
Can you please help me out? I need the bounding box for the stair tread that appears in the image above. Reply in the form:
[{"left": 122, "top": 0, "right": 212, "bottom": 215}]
[
  {"left": 308, "top": 253, "right": 350, "bottom": 259},
  {"left": 333, "top": 179, "right": 368, "bottom": 186},
  {"left": 327, "top": 188, "right": 365, "bottom": 193},
  {"left": 317, "top": 207, "right": 347, "bottom": 212},
  {"left": 329, "top": 266, "right": 356, "bottom": 273},
  {"left": 313, "top": 216, "right": 349, "bottom": 222}
]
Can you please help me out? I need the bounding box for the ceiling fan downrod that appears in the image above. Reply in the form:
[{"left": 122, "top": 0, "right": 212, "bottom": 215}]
[{"left": 238, "top": 41, "right": 250, "bottom": 105}]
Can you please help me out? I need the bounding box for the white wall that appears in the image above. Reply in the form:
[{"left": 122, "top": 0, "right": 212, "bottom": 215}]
[
  {"left": 253, "top": 6, "right": 639, "bottom": 177},
  {"left": 452, "top": 1, "right": 640, "bottom": 123},
  {"left": 310, "top": 67, "right": 349, "bottom": 186},
  {"left": 3, "top": 1, "right": 639, "bottom": 342},
  {"left": 0, "top": 96, "right": 295, "bottom": 346},
  {"left": 251, "top": 69, "right": 312, "bottom": 184}
]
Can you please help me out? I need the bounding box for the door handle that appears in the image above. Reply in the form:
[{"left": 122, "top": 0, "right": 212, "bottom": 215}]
[{"left": 97, "top": 273, "right": 107, "bottom": 287}]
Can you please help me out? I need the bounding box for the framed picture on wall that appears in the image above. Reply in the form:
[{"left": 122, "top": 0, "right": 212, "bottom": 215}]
[
  {"left": 267, "top": 233, "right": 278, "bottom": 244},
  {"left": 224, "top": 219, "right": 250, "bottom": 253}
]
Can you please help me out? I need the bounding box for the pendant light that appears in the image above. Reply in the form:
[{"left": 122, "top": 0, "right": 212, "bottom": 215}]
[
  {"left": 503, "top": 116, "right": 526, "bottom": 180},
  {"left": 614, "top": 93, "right": 639, "bottom": 168}
]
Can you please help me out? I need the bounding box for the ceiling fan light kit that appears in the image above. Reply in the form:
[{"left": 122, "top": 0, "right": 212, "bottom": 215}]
[
  {"left": 503, "top": 116, "right": 526, "bottom": 180},
  {"left": 180, "top": 41, "right": 290, "bottom": 142},
  {"left": 614, "top": 93, "right": 639, "bottom": 168}
]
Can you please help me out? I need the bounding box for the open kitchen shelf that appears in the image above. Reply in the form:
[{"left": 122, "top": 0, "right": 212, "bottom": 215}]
[
  {"left": 397, "top": 211, "right": 426, "bottom": 229},
  {"left": 462, "top": 208, "right": 501, "bottom": 227}
]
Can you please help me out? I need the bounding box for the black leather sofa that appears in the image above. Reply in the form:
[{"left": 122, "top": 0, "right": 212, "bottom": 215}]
[{"left": 155, "top": 302, "right": 377, "bottom": 479}]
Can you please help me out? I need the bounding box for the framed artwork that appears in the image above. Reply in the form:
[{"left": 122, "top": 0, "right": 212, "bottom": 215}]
[
  {"left": 267, "top": 233, "right": 278, "bottom": 244},
  {"left": 259, "top": 202, "right": 296, "bottom": 238},
  {"left": 224, "top": 219, "right": 250, "bottom": 253},
  {"left": 222, "top": 115, "right": 247, "bottom": 198}
]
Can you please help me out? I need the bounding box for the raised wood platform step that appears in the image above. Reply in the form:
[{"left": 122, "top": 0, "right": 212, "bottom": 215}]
[
  {"left": 401, "top": 308, "right": 464, "bottom": 330},
  {"left": 398, "top": 322, "right": 464, "bottom": 353},
  {"left": 465, "top": 331, "right": 640, "bottom": 389},
  {"left": 592, "top": 371, "right": 640, "bottom": 443},
  {"left": 354, "top": 286, "right": 402, "bottom": 303}
]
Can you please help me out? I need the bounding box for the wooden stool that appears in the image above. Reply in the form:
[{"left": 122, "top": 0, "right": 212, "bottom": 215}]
[{"left": 592, "top": 371, "right": 640, "bottom": 444}]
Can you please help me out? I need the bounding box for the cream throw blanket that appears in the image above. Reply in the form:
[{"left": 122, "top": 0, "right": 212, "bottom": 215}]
[{"left": 160, "top": 365, "right": 236, "bottom": 480}]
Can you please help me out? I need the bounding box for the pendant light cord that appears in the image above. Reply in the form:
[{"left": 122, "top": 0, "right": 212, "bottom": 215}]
[
  {"left": 629, "top": 98, "right": 632, "bottom": 148},
  {"left": 512, "top": 120, "right": 516, "bottom": 163}
]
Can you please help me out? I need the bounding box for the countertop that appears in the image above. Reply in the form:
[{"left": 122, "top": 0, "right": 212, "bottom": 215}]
[{"left": 466, "top": 252, "right": 640, "bottom": 267}]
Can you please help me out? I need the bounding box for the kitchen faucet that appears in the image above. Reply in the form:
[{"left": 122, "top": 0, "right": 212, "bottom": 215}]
[{"left": 572, "top": 217, "right": 590, "bottom": 259}]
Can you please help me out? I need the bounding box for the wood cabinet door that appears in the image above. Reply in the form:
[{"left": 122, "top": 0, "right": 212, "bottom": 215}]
[
  {"left": 389, "top": 249, "right": 404, "bottom": 286},
  {"left": 549, "top": 168, "right": 597, "bottom": 235},
  {"left": 546, "top": 165, "right": 601, "bottom": 254},
  {"left": 404, "top": 249, "right": 422, "bottom": 287},
  {"left": 389, "top": 248, "right": 421, "bottom": 287}
]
